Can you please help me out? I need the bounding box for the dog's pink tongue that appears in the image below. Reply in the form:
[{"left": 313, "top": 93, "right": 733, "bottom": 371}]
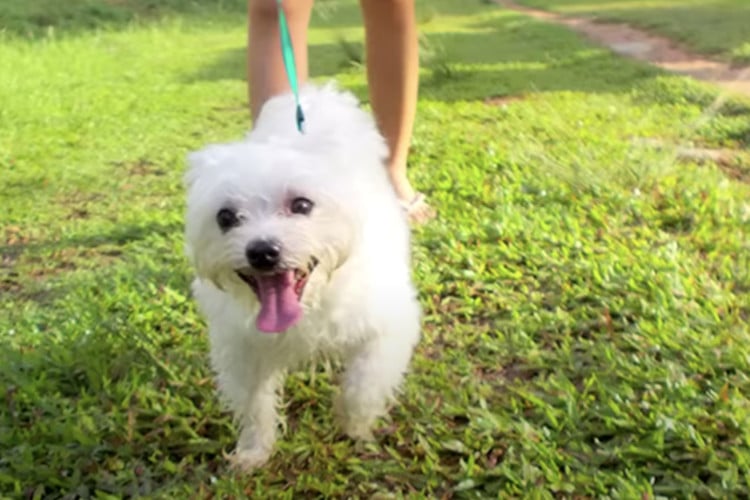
[{"left": 254, "top": 271, "right": 302, "bottom": 333}]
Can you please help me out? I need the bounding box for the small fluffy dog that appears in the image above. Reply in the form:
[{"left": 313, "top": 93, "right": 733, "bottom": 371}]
[{"left": 184, "top": 84, "right": 421, "bottom": 471}]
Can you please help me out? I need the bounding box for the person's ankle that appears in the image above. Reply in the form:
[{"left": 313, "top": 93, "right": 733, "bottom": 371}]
[{"left": 387, "top": 170, "right": 416, "bottom": 202}]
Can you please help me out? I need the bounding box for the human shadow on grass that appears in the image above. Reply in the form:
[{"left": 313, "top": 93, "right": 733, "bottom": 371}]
[
  {"left": 0, "top": 220, "right": 182, "bottom": 259},
  {"left": 309, "top": 0, "right": 503, "bottom": 29},
  {"left": 0, "top": 0, "right": 246, "bottom": 39},
  {"left": 0, "top": 220, "right": 183, "bottom": 306},
  {"left": 0, "top": 247, "right": 347, "bottom": 496},
  {"left": 1, "top": 0, "right": 499, "bottom": 39},
  {"left": 0, "top": 254, "right": 232, "bottom": 497},
  {"left": 416, "top": 50, "right": 657, "bottom": 102},
  {"left": 182, "top": 0, "right": 665, "bottom": 100},
  {"left": 188, "top": 27, "right": 658, "bottom": 103},
  {"left": 185, "top": 41, "right": 363, "bottom": 84},
  {"left": 0, "top": 212, "right": 234, "bottom": 494}
]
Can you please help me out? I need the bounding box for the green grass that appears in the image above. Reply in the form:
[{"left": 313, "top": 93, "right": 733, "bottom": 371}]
[
  {"left": 2, "top": 0, "right": 750, "bottom": 497},
  {"left": 513, "top": 0, "right": 750, "bottom": 64}
]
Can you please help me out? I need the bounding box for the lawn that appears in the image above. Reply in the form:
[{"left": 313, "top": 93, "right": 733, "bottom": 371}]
[
  {"left": 2, "top": 0, "right": 750, "bottom": 497},
  {"left": 513, "top": 0, "right": 750, "bottom": 63}
]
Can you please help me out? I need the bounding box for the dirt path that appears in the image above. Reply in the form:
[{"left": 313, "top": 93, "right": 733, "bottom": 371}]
[{"left": 496, "top": 0, "right": 750, "bottom": 98}]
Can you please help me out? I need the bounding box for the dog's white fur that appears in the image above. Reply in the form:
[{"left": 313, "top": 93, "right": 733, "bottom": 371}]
[{"left": 184, "top": 84, "right": 421, "bottom": 471}]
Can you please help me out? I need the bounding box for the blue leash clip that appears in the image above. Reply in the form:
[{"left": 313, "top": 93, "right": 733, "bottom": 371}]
[{"left": 276, "top": 0, "right": 305, "bottom": 133}]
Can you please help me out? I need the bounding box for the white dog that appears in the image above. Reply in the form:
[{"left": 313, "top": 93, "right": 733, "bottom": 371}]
[{"left": 184, "top": 84, "right": 421, "bottom": 471}]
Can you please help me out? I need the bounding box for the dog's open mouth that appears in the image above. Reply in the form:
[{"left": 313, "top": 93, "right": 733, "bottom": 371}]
[{"left": 236, "top": 257, "right": 319, "bottom": 334}]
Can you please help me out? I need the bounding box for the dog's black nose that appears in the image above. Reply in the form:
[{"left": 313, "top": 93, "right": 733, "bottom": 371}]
[{"left": 246, "top": 239, "right": 282, "bottom": 271}]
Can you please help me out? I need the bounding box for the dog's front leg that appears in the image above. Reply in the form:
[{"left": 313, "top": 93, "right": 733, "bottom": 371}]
[
  {"left": 337, "top": 336, "right": 416, "bottom": 441},
  {"left": 227, "top": 370, "right": 282, "bottom": 472}
]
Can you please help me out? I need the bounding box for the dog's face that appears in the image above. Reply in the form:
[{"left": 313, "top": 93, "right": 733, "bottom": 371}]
[{"left": 185, "top": 142, "right": 355, "bottom": 333}]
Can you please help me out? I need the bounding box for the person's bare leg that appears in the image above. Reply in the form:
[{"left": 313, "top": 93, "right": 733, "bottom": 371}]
[
  {"left": 248, "top": 0, "right": 314, "bottom": 121},
  {"left": 360, "top": 0, "right": 433, "bottom": 222}
]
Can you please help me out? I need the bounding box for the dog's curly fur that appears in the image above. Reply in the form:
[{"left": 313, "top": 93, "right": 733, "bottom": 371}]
[{"left": 184, "top": 84, "right": 421, "bottom": 471}]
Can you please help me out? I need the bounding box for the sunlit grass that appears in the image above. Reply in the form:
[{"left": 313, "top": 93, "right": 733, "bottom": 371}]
[{"left": 2, "top": 0, "right": 750, "bottom": 497}]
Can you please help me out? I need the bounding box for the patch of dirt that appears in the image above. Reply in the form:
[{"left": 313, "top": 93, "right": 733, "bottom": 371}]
[
  {"left": 484, "top": 94, "right": 525, "bottom": 106},
  {"left": 496, "top": 0, "right": 750, "bottom": 97},
  {"left": 0, "top": 245, "right": 124, "bottom": 301},
  {"left": 28, "top": 260, "right": 78, "bottom": 280},
  {"left": 673, "top": 147, "right": 739, "bottom": 166},
  {"left": 634, "top": 137, "right": 750, "bottom": 182},
  {"left": 718, "top": 163, "right": 750, "bottom": 183},
  {"left": 66, "top": 207, "right": 90, "bottom": 220},
  {"left": 3, "top": 225, "right": 29, "bottom": 247},
  {"left": 675, "top": 149, "right": 750, "bottom": 182},
  {"left": 0, "top": 275, "right": 22, "bottom": 294},
  {"left": 1, "top": 226, "right": 28, "bottom": 270},
  {"left": 53, "top": 190, "right": 105, "bottom": 220},
  {"left": 111, "top": 158, "right": 166, "bottom": 177}
]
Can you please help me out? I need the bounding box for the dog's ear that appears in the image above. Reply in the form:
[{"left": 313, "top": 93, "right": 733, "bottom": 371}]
[{"left": 184, "top": 145, "right": 228, "bottom": 189}]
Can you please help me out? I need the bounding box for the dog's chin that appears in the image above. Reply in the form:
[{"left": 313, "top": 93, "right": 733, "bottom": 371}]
[{"left": 235, "top": 257, "right": 319, "bottom": 334}]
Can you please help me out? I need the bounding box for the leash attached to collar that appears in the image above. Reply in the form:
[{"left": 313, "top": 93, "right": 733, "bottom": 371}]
[{"left": 276, "top": 0, "right": 305, "bottom": 133}]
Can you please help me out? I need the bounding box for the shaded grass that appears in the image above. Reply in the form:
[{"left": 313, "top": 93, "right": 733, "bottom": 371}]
[
  {"left": 514, "top": 0, "right": 750, "bottom": 63},
  {"left": 2, "top": 0, "right": 750, "bottom": 498},
  {"left": 0, "top": 0, "right": 247, "bottom": 38}
]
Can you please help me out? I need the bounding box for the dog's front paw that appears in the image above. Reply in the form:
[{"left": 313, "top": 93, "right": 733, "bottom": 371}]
[
  {"left": 334, "top": 394, "right": 378, "bottom": 442},
  {"left": 343, "top": 421, "right": 375, "bottom": 442},
  {"left": 227, "top": 446, "right": 272, "bottom": 472}
]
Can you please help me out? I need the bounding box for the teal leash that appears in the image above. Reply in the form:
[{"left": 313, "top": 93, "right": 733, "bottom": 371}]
[{"left": 276, "top": 0, "right": 305, "bottom": 133}]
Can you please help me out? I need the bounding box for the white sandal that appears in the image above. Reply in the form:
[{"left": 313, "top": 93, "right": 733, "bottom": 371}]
[{"left": 401, "top": 192, "right": 436, "bottom": 225}]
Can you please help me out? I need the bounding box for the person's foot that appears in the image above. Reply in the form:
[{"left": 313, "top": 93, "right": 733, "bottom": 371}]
[
  {"left": 400, "top": 192, "right": 436, "bottom": 225},
  {"left": 389, "top": 170, "right": 435, "bottom": 225}
]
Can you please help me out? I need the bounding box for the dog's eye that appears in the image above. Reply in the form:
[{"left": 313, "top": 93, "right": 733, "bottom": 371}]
[
  {"left": 290, "top": 197, "right": 314, "bottom": 215},
  {"left": 216, "top": 208, "right": 240, "bottom": 231}
]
